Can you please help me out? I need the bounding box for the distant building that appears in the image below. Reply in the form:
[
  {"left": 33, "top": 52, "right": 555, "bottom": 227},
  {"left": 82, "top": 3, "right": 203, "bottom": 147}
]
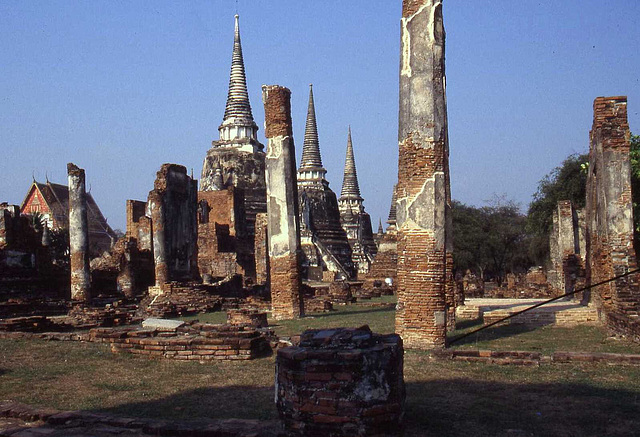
[
  {"left": 297, "top": 85, "right": 355, "bottom": 280},
  {"left": 198, "top": 15, "right": 264, "bottom": 282},
  {"left": 21, "top": 180, "right": 116, "bottom": 255},
  {"left": 338, "top": 127, "right": 377, "bottom": 274}
]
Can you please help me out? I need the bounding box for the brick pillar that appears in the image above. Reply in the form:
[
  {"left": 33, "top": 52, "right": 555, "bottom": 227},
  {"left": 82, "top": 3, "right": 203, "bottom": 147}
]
[
  {"left": 586, "top": 96, "right": 640, "bottom": 316},
  {"left": 67, "top": 163, "right": 91, "bottom": 302},
  {"left": 262, "top": 85, "right": 304, "bottom": 320},
  {"left": 148, "top": 190, "right": 168, "bottom": 288},
  {"left": 395, "top": 0, "right": 450, "bottom": 348},
  {"left": 254, "top": 212, "right": 269, "bottom": 286},
  {"left": 554, "top": 200, "right": 581, "bottom": 298},
  {"left": 117, "top": 238, "right": 137, "bottom": 298}
]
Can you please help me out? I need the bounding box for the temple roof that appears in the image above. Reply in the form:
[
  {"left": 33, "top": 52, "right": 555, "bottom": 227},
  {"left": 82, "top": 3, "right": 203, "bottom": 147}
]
[
  {"left": 340, "top": 126, "right": 362, "bottom": 200},
  {"left": 299, "top": 85, "right": 325, "bottom": 171},
  {"left": 222, "top": 15, "right": 254, "bottom": 124}
]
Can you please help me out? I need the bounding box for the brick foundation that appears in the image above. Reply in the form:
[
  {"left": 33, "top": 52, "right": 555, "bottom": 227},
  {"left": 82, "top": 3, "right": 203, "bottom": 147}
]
[
  {"left": 91, "top": 322, "right": 271, "bottom": 361},
  {"left": 226, "top": 308, "right": 268, "bottom": 328},
  {"left": 276, "top": 326, "right": 404, "bottom": 436}
]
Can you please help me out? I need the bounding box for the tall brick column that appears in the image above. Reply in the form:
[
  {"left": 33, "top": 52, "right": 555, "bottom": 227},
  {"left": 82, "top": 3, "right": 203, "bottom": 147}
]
[
  {"left": 395, "top": 0, "right": 451, "bottom": 348},
  {"left": 67, "top": 163, "right": 91, "bottom": 302},
  {"left": 148, "top": 190, "right": 168, "bottom": 288},
  {"left": 586, "top": 96, "right": 640, "bottom": 317},
  {"left": 262, "top": 85, "right": 304, "bottom": 320}
]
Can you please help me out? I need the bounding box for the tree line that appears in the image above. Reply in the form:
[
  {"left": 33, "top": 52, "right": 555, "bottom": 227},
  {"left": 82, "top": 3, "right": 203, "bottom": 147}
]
[{"left": 452, "top": 134, "right": 640, "bottom": 285}]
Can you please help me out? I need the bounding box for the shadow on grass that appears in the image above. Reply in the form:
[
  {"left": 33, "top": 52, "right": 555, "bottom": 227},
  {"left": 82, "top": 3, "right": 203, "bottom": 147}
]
[
  {"left": 448, "top": 322, "right": 541, "bottom": 347},
  {"left": 454, "top": 318, "right": 483, "bottom": 330},
  {"left": 308, "top": 305, "right": 395, "bottom": 319},
  {"left": 404, "top": 378, "right": 640, "bottom": 437},
  {"left": 94, "top": 385, "right": 277, "bottom": 421},
  {"left": 10, "top": 378, "right": 640, "bottom": 437}
]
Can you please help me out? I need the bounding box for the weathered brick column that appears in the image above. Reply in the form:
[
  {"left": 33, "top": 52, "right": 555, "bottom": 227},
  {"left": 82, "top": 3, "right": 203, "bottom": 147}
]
[
  {"left": 148, "top": 190, "right": 168, "bottom": 288},
  {"left": 254, "top": 212, "right": 269, "bottom": 286},
  {"left": 262, "top": 85, "right": 304, "bottom": 320},
  {"left": 67, "top": 163, "right": 91, "bottom": 302},
  {"left": 586, "top": 96, "right": 640, "bottom": 317},
  {"left": 147, "top": 164, "right": 198, "bottom": 293},
  {"left": 395, "top": 0, "right": 451, "bottom": 348},
  {"left": 117, "top": 238, "right": 136, "bottom": 298},
  {"left": 276, "top": 326, "right": 405, "bottom": 436},
  {"left": 549, "top": 200, "right": 584, "bottom": 297}
]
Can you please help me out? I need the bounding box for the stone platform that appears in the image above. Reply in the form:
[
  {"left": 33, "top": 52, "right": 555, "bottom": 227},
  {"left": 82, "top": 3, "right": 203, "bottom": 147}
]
[{"left": 457, "top": 298, "right": 600, "bottom": 327}]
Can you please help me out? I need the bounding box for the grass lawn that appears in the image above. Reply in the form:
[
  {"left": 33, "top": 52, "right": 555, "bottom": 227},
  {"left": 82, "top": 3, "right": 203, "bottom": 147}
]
[{"left": 2, "top": 297, "right": 640, "bottom": 436}]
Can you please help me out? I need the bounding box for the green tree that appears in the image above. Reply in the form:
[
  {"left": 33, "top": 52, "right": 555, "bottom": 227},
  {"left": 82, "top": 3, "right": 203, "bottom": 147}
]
[
  {"left": 452, "top": 199, "right": 532, "bottom": 284},
  {"left": 25, "top": 212, "right": 46, "bottom": 232},
  {"left": 526, "top": 153, "right": 588, "bottom": 264},
  {"left": 49, "top": 227, "right": 70, "bottom": 269},
  {"left": 451, "top": 200, "right": 489, "bottom": 277}
]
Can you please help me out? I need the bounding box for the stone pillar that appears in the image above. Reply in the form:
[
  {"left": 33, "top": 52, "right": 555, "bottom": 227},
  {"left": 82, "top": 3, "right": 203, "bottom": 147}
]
[
  {"left": 262, "top": 85, "right": 304, "bottom": 320},
  {"left": 148, "top": 190, "right": 168, "bottom": 288},
  {"left": 395, "top": 0, "right": 450, "bottom": 348},
  {"left": 67, "top": 163, "right": 91, "bottom": 302},
  {"left": 586, "top": 96, "right": 640, "bottom": 316}
]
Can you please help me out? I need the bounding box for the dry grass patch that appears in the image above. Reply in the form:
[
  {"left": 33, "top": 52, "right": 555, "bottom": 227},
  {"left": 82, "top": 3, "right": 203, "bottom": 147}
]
[{"left": 2, "top": 298, "right": 640, "bottom": 436}]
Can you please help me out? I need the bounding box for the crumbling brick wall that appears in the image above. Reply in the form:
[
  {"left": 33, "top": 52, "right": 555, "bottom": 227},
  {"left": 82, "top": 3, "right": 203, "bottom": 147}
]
[
  {"left": 197, "top": 188, "right": 253, "bottom": 280},
  {"left": 585, "top": 96, "right": 640, "bottom": 330},
  {"left": 148, "top": 164, "right": 199, "bottom": 286},
  {"left": 548, "top": 200, "right": 586, "bottom": 296},
  {"left": 125, "top": 200, "right": 152, "bottom": 252}
]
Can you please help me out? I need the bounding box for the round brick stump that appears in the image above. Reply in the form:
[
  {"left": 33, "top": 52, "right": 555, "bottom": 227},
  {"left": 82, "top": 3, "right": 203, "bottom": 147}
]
[
  {"left": 276, "top": 325, "right": 405, "bottom": 436},
  {"left": 226, "top": 309, "right": 268, "bottom": 328}
]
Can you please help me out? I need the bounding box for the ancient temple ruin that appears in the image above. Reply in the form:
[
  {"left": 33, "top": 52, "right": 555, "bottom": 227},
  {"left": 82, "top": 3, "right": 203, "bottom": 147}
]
[
  {"left": 21, "top": 179, "right": 115, "bottom": 256},
  {"left": 395, "top": 0, "right": 454, "bottom": 348},
  {"left": 200, "top": 15, "right": 266, "bottom": 282},
  {"left": 338, "top": 127, "right": 377, "bottom": 275},
  {"left": 548, "top": 200, "right": 586, "bottom": 296},
  {"left": 297, "top": 85, "right": 355, "bottom": 281},
  {"left": 147, "top": 164, "right": 199, "bottom": 292},
  {"left": 586, "top": 96, "right": 640, "bottom": 335}
]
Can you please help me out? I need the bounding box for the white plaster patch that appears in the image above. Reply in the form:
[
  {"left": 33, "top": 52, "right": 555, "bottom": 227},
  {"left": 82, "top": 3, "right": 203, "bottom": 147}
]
[
  {"left": 400, "top": 1, "right": 440, "bottom": 78},
  {"left": 266, "top": 136, "right": 285, "bottom": 159}
]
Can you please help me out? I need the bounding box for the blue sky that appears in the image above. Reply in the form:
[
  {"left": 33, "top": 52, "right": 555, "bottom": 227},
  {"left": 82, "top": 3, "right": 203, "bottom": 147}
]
[{"left": 1, "top": 1, "right": 638, "bottom": 231}]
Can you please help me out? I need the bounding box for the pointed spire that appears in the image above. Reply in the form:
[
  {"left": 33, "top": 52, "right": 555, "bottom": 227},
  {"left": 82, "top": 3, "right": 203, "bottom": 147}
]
[
  {"left": 387, "top": 184, "right": 397, "bottom": 227},
  {"left": 377, "top": 218, "right": 384, "bottom": 235},
  {"left": 299, "top": 84, "right": 324, "bottom": 170},
  {"left": 222, "top": 15, "right": 254, "bottom": 123},
  {"left": 340, "top": 126, "right": 362, "bottom": 199}
]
